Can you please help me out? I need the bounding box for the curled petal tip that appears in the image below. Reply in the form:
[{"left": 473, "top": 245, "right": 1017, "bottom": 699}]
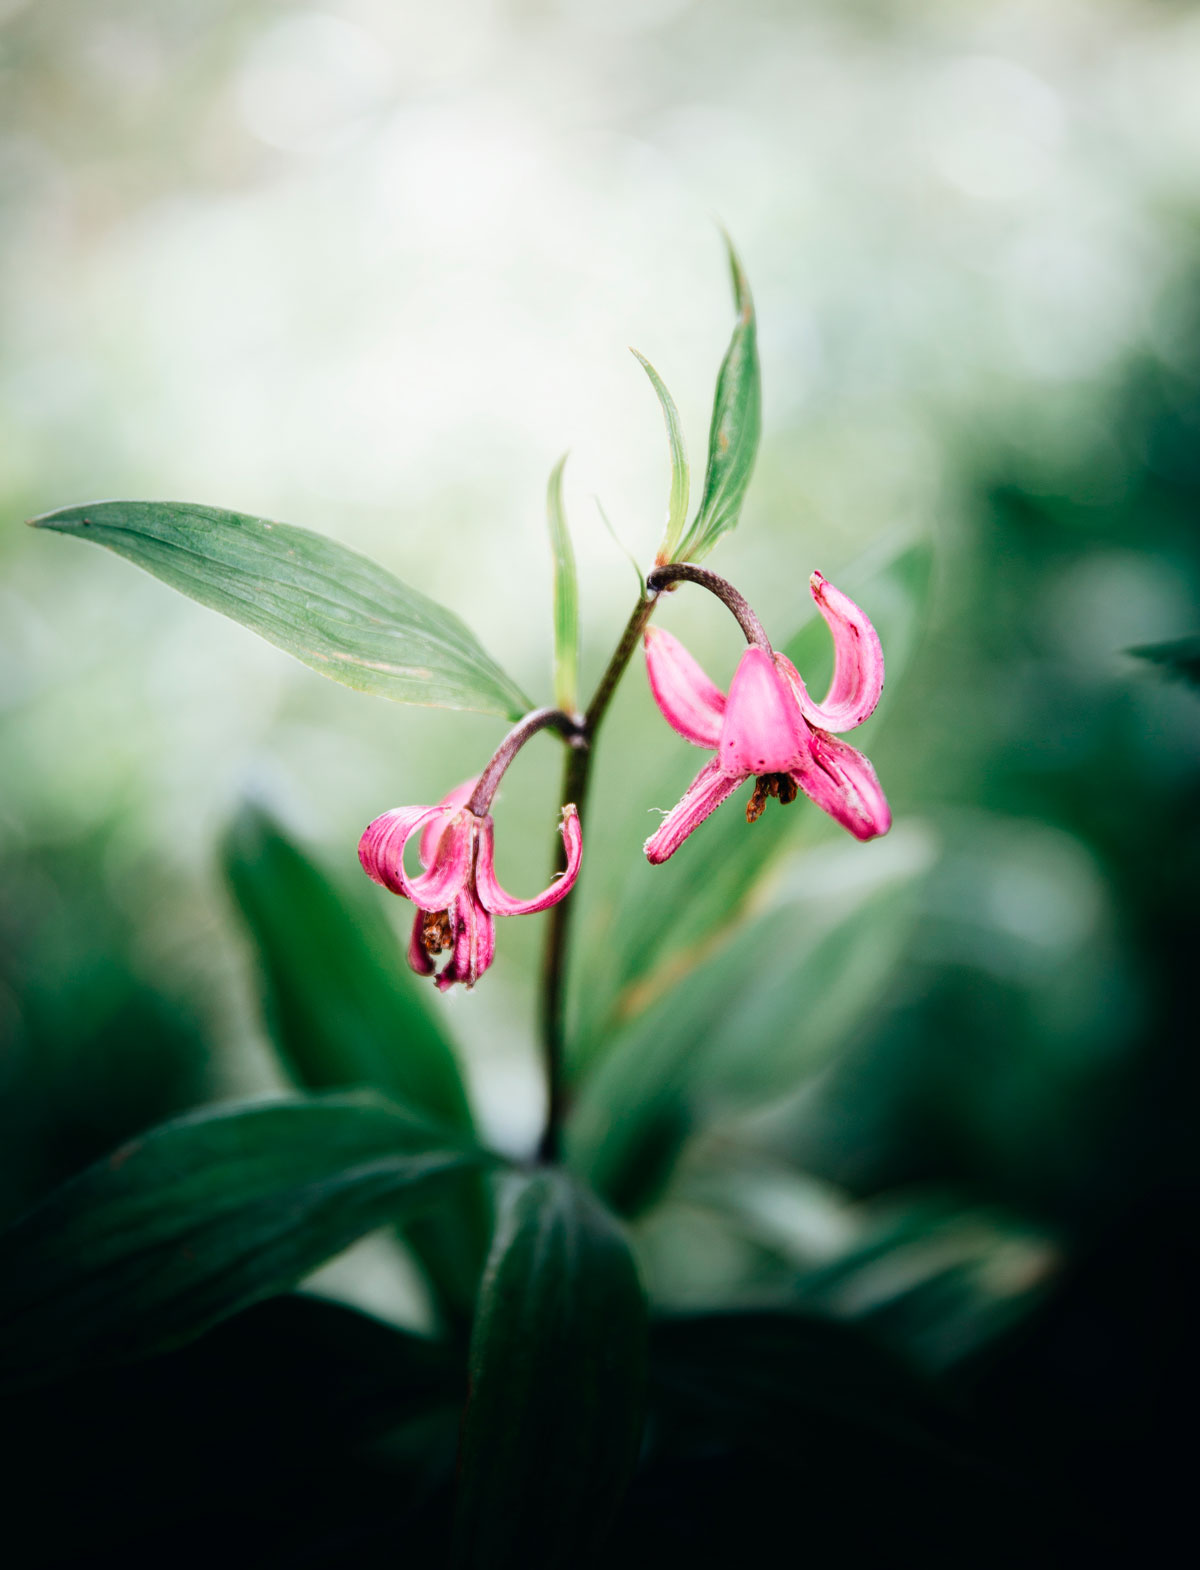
[
  {"left": 475, "top": 805, "right": 583, "bottom": 915},
  {"left": 785, "top": 573, "right": 885, "bottom": 733}
]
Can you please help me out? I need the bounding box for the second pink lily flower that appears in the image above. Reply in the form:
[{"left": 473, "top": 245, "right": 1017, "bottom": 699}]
[
  {"left": 360, "top": 781, "right": 582, "bottom": 991},
  {"left": 644, "top": 571, "right": 891, "bottom": 863}
]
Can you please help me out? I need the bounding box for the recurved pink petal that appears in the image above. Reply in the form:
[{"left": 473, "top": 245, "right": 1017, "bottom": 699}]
[
  {"left": 644, "top": 626, "right": 726, "bottom": 748},
  {"left": 407, "top": 909, "right": 435, "bottom": 977},
  {"left": 359, "top": 804, "right": 444, "bottom": 898},
  {"left": 644, "top": 756, "right": 746, "bottom": 865},
  {"left": 419, "top": 777, "right": 478, "bottom": 867},
  {"left": 358, "top": 804, "right": 474, "bottom": 908},
  {"left": 475, "top": 806, "right": 583, "bottom": 916},
  {"left": 719, "top": 646, "right": 811, "bottom": 777},
  {"left": 781, "top": 572, "right": 884, "bottom": 733},
  {"left": 435, "top": 891, "right": 496, "bottom": 991},
  {"left": 792, "top": 730, "right": 891, "bottom": 842}
]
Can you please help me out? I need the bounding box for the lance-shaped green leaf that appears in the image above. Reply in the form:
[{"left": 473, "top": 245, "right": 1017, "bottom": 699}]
[
  {"left": 546, "top": 456, "right": 580, "bottom": 713},
  {"left": 30, "top": 500, "right": 531, "bottom": 717},
  {"left": 672, "top": 236, "right": 761, "bottom": 564},
  {"left": 224, "top": 804, "right": 475, "bottom": 1131},
  {"left": 631, "top": 349, "right": 690, "bottom": 564},
  {"left": 452, "top": 1170, "right": 648, "bottom": 1570},
  {"left": 0, "top": 1093, "right": 490, "bottom": 1391},
  {"left": 223, "top": 803, "right": 490, "bottom": 1327},
  {"left": 1128, "top": 634, "right": 1200, "bottom": 691}
]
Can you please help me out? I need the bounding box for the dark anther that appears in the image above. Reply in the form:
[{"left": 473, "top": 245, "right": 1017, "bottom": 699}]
[
  {"left": 746, "top": 773, "right": 798, "bottom": 824},
  {"left": 421, "top": 909, "right": 454, "bottom": 956}
]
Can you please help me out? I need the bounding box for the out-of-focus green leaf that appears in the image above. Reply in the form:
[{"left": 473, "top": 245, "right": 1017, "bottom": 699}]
[
  {"left": 31, "top": 499, "right": 531, "bottom": 717},
  {"left": 672, "top": 236, "right": 761, "bottom": 564},
  {"left": 224, "top": 803, "right": 489, "bottom": 1328},
  {"left": 0, "top": 1093, "right": 490, "bottom": 1390},
  {"left": 649, "top": 1309, "right": 967, "bottom": 1461},
  {"left": 452, "top": 1169, "right": 647, "bottom": 1570},
  {"left": 1128, "top": 634, "right": 1200, "bottom": 689},
  {"left": 546, "top": 455, "right": 580, "bottom": 713},
  {"left": 631, "top": 350, "right": 690, "bottom": 564},
  {"left": 794, "top": 1197, "right": 1059, "bottom": 1373},
  {"left": 224, "top": 805, "right": 473, "bottom": 1130},
  {"left": 573, "top": 537, "right": 934, "bottom": 1070},
  {"left": 568, "top": 832, "right": 929, "bottom": 1217}
]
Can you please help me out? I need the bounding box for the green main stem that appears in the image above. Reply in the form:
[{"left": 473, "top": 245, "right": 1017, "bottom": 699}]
[{"left": 537, "top": 587, "right": 660, "bottom": 1161}]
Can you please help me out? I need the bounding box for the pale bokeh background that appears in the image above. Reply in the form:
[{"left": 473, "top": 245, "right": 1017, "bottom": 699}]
[{"left": 3, "top": 1, "right": 1200, "bottom": 1325}]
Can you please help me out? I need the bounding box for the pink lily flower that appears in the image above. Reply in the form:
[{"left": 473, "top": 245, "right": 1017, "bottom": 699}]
[
  {"left": 359, "top": 780, "right": 582, "bottom": 991},
  {"left": 643, "top": 571, "right": 890, "bottom": 863}
]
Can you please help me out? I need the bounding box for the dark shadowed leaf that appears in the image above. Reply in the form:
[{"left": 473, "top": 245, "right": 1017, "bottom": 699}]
[
  {"left": 649, "top": 1309, "right": 966, "bottom": 1460},
  {"left": 793, "top": 1197, "right": 1058, "bottom": 1372},
  {"left": 31, "top": 499, "right": 531, "bottom": 717},
  {"left": 223, "top": 803, "right": 490, "bottom": 1327},
  {"left": 0, "top": 1294, "right": 466, "bottom": 1566},
  {"left": 1128, "top": 634, "right": 1200, "bottom": 689},
  {"left": 672, "top": 236, "right": 761, "bottom": 564},
  {"left": 0, "top": 1093, "right": 489, "bottom": 1390},
  {"left": 452, "top": 1169, "right": 648, "bottom": 1570}
]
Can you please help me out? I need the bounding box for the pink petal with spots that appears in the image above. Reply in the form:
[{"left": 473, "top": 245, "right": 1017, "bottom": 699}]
[
  {"left": 718, "top": 646, "right": 811, "bottom": 777},
  {"left": 644, "top": 756, "right": 746, "bottom": 864},
  {"left": 780, "top": 572, "right": 884, "bottom": 733},
  {"left": 792, "top": 730, "right": 891, "bottom": 842},
  {"left": 644, "top": 627, "right": 726, "bottom": 749}
]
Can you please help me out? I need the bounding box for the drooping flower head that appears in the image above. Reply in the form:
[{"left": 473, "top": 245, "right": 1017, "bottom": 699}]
[
  {"left": 643, "top": 570, "right": 890, "bottom": 863},
  {"left": 360, "top": 777, "right": 582, "bottom": 991}
]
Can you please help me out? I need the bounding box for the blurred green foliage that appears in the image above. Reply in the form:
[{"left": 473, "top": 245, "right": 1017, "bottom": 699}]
[{"left": 3, "top": 1, "right": 1200, "bottom": 1563}]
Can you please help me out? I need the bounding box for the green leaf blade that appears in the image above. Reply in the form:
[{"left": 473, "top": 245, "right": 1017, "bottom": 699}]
[
  {"left": 452, "top": 1170, "right": 648, "bottom": 1570},
  {"left": 631, "top": 349, "right": 690, "bottom": 564},
  {"left": 673, "top": 236, "right": 761, "bottom": 564},
  {"left": 31, "top": 500, "right": 531, "bottom": 717},
  {"left": 546, "top": 457, "right": 580, "bottom": 713},
  {"left": 0, "top": 1093, "right": 488, "bottom": 1390},
  {"left": 222, "top": 803, "right": 490, "bottom": 1327},
  {"left": 1128, "top": 634, "right": 1200, "bottom": 690}
]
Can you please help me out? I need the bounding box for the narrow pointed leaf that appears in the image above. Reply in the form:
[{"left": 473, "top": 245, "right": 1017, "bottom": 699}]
[
  {"left": 1128, "top": 634, "right": 1200, "bottom": 690},
  {"left": 223, "top": 803, "right": 490, "bottom": 1326},
  {"left": 30, "top": 500, "right": 531, "bottom": 717},
  {"left": 452, "top": 1170, "right": 647, "bottom": 1570},
  {"left": 632, "top": 349, "right": 690, "bottom": 564},
  {"left": 546, "top": 457, "right": 580, "bottom": 713},
  {"left": 0, "top": 1093, "right": 489, "bottom": 1390},
  {"left": 672, "top": 236, "right": 761, "bottom": 563},
  {"left": 596, "top": 496, "right": 646, "bottom": 597}
]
